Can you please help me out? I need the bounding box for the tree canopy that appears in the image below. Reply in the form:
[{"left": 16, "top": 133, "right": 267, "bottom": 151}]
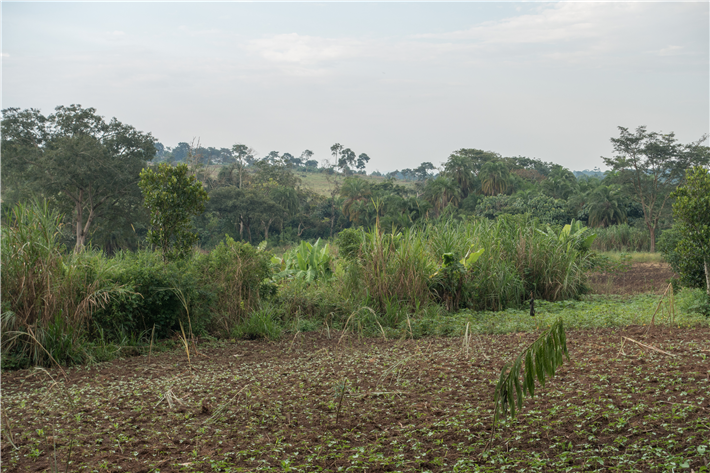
[
  {"left": 602, "top": 126, "right": 710, "bottom": 252},
  {"left": 2, "top": 105, "right": 156, "bottom": 251}
]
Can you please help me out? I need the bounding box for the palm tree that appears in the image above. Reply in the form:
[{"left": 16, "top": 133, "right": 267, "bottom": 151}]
[
  {"left": 480, "top": 161, "right": 511, "bottom": 196},
  {"left": 586, "top": 186, "right": 627, "bottom": 227},
  {"left": 443, "top": 154, "right": 476, "bottom": 199},
  {"left": 340, "top": 177, "right": 371, "bottom": 224},
  {"left": 541, "top": 165, "right": 579, "bottom": 200},
  {"left": 424, "top": 176, "right": 461, "bottom": 217}
]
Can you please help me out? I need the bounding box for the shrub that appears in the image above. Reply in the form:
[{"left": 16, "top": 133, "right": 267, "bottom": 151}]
[
  {"left": 233, "top": 305, "right": 282, "bottom": 340},
  {"left": 195, "top": 236, "right": 273, "bottom": 334},
  {"left": 94, "top": 250, "right": 208, "bottom": 340},
  {"left": 336, "top": 227, "right": 363, "bottom": 261},
  {"left": 659, "top": 225, "right": 706, "bottom": 289}
]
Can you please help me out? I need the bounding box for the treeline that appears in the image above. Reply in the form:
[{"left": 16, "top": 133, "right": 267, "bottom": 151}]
[{"left": 3, "top": 106, "right": 709, "bottom": 257}]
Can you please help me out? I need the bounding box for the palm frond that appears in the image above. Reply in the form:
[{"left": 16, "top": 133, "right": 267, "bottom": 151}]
[{"left": 493, "top": 318, "right": 568, "bottom": 423}]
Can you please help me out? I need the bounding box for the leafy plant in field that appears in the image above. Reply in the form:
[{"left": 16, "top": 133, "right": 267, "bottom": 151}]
[
  {"left": 234, "top": 305, "right": 282, "bottom": 340},
  {"left": 429, "top": 246, "right": 485, "bottom": 311},
  {"left": 196, "top": 236, "right": 272, "bottom": 332},
  {"left": 272, "top": 239, "right": 333, "bottom": 283},
  {"left": 493, "top": 318, "right": 569, "bottom": 423},
  {"left": 591, "top": 223, "right": 651, "bottom": 252},
  {"left": 537, "top": 219, "right": 596, "bottom": 253}
]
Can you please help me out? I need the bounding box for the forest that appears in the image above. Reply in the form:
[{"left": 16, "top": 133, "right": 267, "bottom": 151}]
[{"left": 2, "top": 105, "right": 710, "bottom": 472}]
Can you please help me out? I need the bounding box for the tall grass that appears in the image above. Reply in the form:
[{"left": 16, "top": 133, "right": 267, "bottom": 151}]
[
  {"left": 591, "top": 224, "right": 651, "bottom": 252},
  {"left": 1, "top": 201, "right": 127, "bottom": 367},
  {"left": 339, "top": 215, "right": 592, "bottom": 315}
]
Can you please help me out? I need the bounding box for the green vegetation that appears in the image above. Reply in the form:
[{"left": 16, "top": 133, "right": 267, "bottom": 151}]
[
  {"left": 139, "top": 163, "right": 209, "bottom": 261},
  {"left": 671, "top": 166, "right": 710, "bottom": 295}
]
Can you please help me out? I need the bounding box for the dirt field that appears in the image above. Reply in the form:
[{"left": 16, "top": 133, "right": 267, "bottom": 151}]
[
  {"left": 588, "top": 262, "right": 677, "bottom": 295},
  {"left": 2, "top": 324, "right": 709, "bottom": 472}
]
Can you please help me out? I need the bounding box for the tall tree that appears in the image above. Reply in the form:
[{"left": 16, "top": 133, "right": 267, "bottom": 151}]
[
  {"left": 1, "top": 105, "right": 156, "bottom": 251},
  {"left": 340, "top": 177, "right": 372, "bottom": 224},
  {"left": 603, "top": 126, "right": 710, "bottom": 252},
  {"left": 356, "top": 153, "right": 370, "bottom": 173},
  {"left": 231, "top": 143, "right": 254, "bottom": 188},
  {"left": 540, "top": 165, "right": 579, "bottom": 200},
  {"left": 424, "top": 176, "right": 461, "bottom": 217}
]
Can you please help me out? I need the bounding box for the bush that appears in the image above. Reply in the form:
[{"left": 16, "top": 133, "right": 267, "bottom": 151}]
[
  {"left": 194, "top": 236, "right": 273, "bottom": 335},
  {"left": 94, "top": 250, "right": 208, "bottom": 340},
  {"left": 336, "top": 228, "right": 363, "bottom": 261},
  {"left": 676, "top": 288, "right": 710, "bottom": 316},
  {"left": 658, "top": 225, "right": 706, "bottom": 289}
]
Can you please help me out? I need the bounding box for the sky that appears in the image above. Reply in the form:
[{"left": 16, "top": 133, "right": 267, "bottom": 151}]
[{"left": 2, "top": 2, "right": 708, "bottom": 173}]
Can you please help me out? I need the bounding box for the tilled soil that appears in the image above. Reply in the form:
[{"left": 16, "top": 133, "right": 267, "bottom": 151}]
[
  {"left": 588, "top": 262, "right": 677, "bottom": 295},
  {"left": 2, "top": 326, "right": 709, "bottom": 472}
]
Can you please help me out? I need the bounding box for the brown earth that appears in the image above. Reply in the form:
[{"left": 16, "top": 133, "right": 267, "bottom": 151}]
[
  {"left": 2, "top": 325, "right": 709, "bottom": 472},
  {"left": 588, "top": 262, "right": 678, "bottom": 295}
]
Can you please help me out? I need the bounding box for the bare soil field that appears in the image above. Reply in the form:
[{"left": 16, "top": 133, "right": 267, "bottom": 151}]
[
  {"left": 2, "top": 324, "right": 708, "bottom": 472},
  {"left": 588, "top": 262, "right": 677, "bottom": 295}
]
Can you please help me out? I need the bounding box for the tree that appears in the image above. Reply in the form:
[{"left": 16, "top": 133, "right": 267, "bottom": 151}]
[
  {"left": 139, "top": 163, "right": 209, "bottom": 261},
  {"left": 330, "top": 143, "right": 343, "bottom": 168},
  {"left": 603, "top": 126, "right": 710, "bottom": 252},
  {"left": 338, "top": 148, "right": 357, "bottom": 174},
  {"left": 340, "top": 177, "right": 372, "bottom": 224},
  {"left": 413, "top": 162, "right": 435, "bottom": 182},
  {"left": 231, "top": 144, "right": 254, "bottom": 188},
  {"left": 1, "top": 105, "right": 156, "bottom": 251},
  {"left": 356, "top": 153, "right": 370, "bottom": 173},
  {"left": 586, "top": 185, "right": 627, "bottom": 228},
  {"left": 540, "top": 165, "right": 579, "bottom": 200},
  {"left": 480, "top": 161, "right": 511, "bottom": 196},
  {"left": 671, "top": 166, "right": 710, "bottom": 295},
  {"left": 443, "top": 149, "right": 500, "bottom": 199},
  {"left": 424, "top": 176, "right": 461, "bottom": 217}
]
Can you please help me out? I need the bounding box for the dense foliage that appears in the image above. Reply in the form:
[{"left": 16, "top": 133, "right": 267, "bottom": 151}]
[{"left": 3, "top": 105, "right": 710, "bottom": 369}]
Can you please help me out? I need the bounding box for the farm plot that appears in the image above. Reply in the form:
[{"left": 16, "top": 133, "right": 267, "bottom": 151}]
[
  {"left": 2, "top": 326, "right": 709, "bottom": 472},
  {"left": 588, "top": 262, "right": 677, "bottom": 295}
]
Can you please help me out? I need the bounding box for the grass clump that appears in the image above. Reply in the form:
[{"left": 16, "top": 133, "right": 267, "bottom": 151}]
[{"left": 233, "top": 304, "right": 283, "bottom": 340}]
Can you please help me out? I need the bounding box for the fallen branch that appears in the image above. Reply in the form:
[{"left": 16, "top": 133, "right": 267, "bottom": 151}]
[{"left": 621, "top": 336, "right": 675, "bottom": 357}]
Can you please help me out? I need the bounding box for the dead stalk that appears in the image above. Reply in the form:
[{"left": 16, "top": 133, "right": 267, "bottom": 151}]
[
  {"left": 621, "top": 336, "right": 676, "bottom": 357},
  {"left": 148, "top": 324, "right": 155, "bottom": 363}
]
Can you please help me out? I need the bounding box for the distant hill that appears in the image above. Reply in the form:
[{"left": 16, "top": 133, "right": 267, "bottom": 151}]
[
  {"left": 573, "top": 169, "right": 607, "bottom": 180},
  {"left": 296, "top": 171, "right": 415, "bottom": 197}
]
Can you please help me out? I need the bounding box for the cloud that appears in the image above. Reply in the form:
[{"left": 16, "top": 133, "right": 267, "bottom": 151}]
[
  {"left": 415, "top": 2, "right": 708, "bottom": 69},
  {"left": 245, "top": 33, "right": 373, "bottom": 77},
  {"left": 241, "top": 3, "right": 707, "bottom": 78}
]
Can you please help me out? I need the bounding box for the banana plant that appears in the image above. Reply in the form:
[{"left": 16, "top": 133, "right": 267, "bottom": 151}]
[
  {"left": 271, "top": 239, "right": 333, "bottom": 283},
  {"left": 431, "top": 245, "right": 485, "bottom": 278},
  {"left": 538, "top": 219, "right": 596, "bottom": 252}
]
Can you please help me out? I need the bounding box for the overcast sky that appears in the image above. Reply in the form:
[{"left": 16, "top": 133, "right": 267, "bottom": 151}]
[{"left": 2, "top": 2, "right": 708, "bottom": 173}]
